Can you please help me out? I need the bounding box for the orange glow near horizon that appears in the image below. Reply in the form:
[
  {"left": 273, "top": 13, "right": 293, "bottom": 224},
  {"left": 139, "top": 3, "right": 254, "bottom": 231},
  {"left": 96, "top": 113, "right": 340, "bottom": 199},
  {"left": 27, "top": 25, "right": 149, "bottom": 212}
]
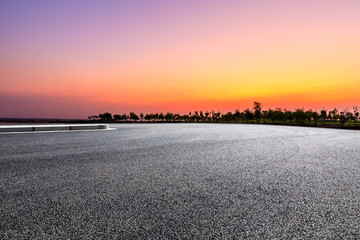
[{"left": 1, "top": 1, "right": 359, "bottom": 118}]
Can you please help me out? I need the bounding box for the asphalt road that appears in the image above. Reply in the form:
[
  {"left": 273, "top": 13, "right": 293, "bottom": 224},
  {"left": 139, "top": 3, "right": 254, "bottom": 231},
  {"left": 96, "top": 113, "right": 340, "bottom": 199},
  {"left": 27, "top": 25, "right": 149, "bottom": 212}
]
[{"left": 1, "top": 124, "right": 359, "bottom": 239}]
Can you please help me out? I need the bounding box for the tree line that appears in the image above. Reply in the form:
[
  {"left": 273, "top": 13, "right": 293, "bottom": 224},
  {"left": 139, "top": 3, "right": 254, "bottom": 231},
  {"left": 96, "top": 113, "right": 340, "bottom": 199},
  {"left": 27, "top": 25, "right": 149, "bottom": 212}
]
[{"left": 88, "top": 102, "right": 360, "bottom": 126}]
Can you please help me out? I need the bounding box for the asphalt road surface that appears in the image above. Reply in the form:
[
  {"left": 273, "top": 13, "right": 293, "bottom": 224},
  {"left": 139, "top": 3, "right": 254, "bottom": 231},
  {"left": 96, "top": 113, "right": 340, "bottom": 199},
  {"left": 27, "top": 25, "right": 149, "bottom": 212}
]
[{"left": 1, "top": 124, "right": 359, "bottom": 239}]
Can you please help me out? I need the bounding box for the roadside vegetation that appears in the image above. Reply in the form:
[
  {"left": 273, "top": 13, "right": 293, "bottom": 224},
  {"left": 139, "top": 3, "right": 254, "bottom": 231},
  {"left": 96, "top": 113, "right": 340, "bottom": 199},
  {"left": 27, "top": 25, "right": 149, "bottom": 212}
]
[{"left": 88, "top": 102, "right": 360, "bottom": 129}]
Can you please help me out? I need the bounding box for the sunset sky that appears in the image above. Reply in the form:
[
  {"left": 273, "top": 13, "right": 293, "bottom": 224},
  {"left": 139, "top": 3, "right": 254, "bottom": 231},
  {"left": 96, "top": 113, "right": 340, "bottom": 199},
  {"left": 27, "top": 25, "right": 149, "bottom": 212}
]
[{"left": 1, "top": 0, "right": 359, "bottom": 118}]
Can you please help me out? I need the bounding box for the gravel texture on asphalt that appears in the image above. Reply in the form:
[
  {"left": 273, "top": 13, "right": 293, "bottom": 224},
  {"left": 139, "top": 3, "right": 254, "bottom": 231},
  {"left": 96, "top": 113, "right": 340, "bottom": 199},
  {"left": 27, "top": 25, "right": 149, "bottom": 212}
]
[{"left": 0, "top": 123, "right": 359, "bottom": 239}]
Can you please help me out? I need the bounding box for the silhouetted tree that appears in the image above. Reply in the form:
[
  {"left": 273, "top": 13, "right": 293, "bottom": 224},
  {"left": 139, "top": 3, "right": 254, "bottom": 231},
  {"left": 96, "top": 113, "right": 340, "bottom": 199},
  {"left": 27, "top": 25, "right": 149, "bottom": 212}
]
[
  {"left": 329, "top": 108, "right": 338, "bottom": 121},
  {"left": 293, "top": 109, "right": 306, "bottom": 123},
  {"left": 320, "top": 110, "right": 327, "bottom": 124},
  {"left": 305, "top": 110, "right": 314, "bottom": 124},
  {"left": 211, "top": 111, "right": 217, "bottom": 122},
  {"left": 205, "top": 111, "right": 210, "bottom": 121},
  {"left": 145, "top": 113, "right": 152, "bottom": 121},
  {"left": 88, "top": 115, "right": 99, "bottom": 121},
  {"left": 234, "top": 109, "right": 241, "bottom": 123},
  {"left": 199, "top": 111, "right": 204, "bottom": 121},
  {"left": 253, "top": 102, "right": 263, "bottom": 123},
  {"left": 165, "top": 112, "right": 174, "bottom": 121},
  {"left": 244, "top": 109, "right": 253, "bottom": 123},
  {"left": 113, "top": 114, "right": 122, "bottom": 121},
  {"left": 353, "top": 106, "right": 359, "bottom": 121},
  {"left": 99, "top": 112, "right": 113, "bottom": 121},
  {"left": 159, "top": 113, "right": 164, "bottom": 121},
  {"left": 346, "top": 112, "right": 355, "bottom": 123},
  {"left": 216, "top": 112, "right": 221, "bottom": 122},
  {"left": 194, "top": 111, "right": 199, "bottom": 121},
  {"left": 312, "top": 111, "right": 320, "bottom": 125},
  {"left": 129, "top": 112, "right": 139, "bottom": 121},
  {"left": 268, "top": 108, "right": 285, "bottom": 123},
  {"left": 174, "top": 113, "right": 181, "bottom": 121},
  {"left": 122, "top": 113, "right": 128, "bottom": 121},
  {"left": 182, "top": 114, "right": 190, "bottom": 122},
  {"left": 339, "top": 111, "right": 347, "bottom": 126},
  {"left": 222, "top": 112, "right": 233, "bottom": 122},
  {"left": 284, "top": 110, "right": 294, "bottom": 121},
  {"left": 89, "top": 100, "right": 358, "bottom": 128}
]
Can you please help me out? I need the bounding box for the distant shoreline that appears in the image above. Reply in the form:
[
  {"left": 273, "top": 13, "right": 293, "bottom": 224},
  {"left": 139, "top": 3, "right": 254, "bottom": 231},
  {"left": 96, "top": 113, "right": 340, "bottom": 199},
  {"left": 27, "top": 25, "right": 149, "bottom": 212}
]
[{"left": 0, "top": 118, "right": 86, "bottom": 125}]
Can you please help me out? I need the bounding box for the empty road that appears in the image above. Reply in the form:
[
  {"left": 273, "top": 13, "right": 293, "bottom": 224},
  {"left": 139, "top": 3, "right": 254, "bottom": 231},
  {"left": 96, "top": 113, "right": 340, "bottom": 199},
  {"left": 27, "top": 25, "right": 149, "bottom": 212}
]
[{"left": 1, "top": 124, "right": 359, "bottom": 239}]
